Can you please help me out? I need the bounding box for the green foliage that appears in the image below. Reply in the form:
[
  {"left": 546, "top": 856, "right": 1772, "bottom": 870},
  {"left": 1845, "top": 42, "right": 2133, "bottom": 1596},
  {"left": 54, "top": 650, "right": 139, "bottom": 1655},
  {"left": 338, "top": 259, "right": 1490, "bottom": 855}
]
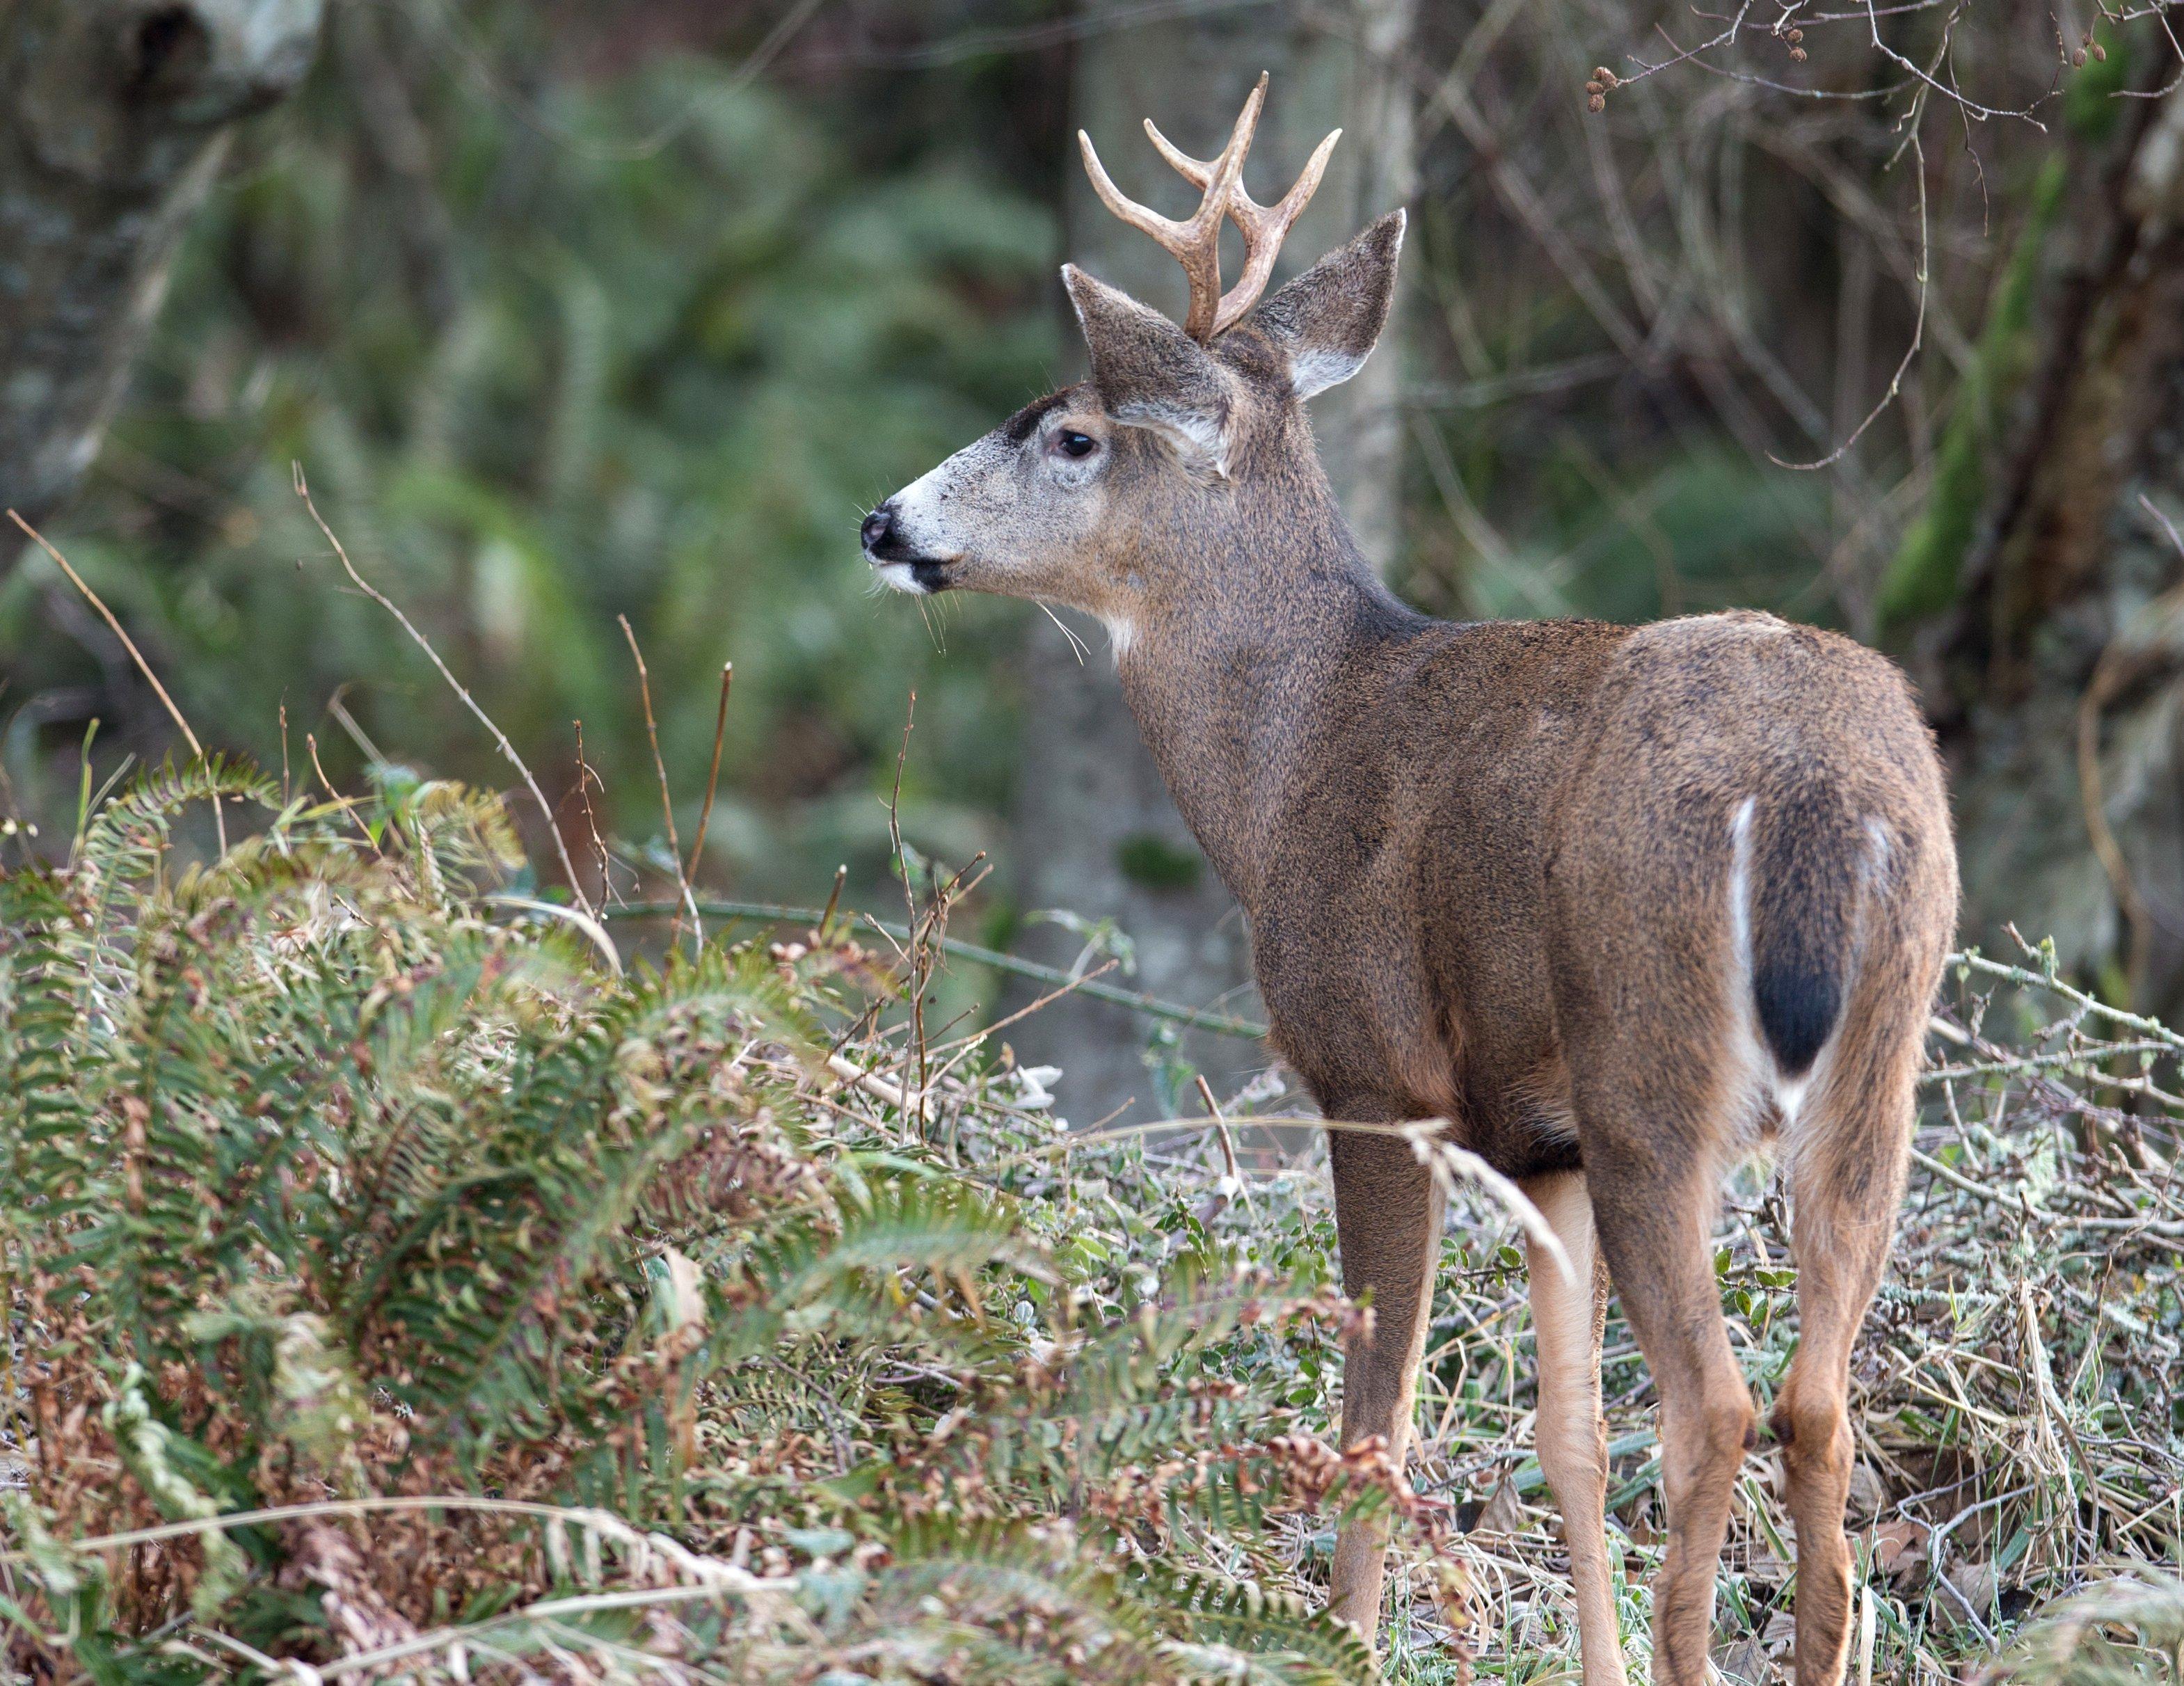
[
  {"left": 1876, "top": 48, "right": 2130, "bottom": 644},
  {"left": 3, "top": 8, "right": 1059, "bottom": 899},
  {"left": 5, "top": 758, "right": 2183, "bottom": 1685},
  {"left": 1117, "top": 831, "right": 1206, "bottom": 891},
  {"left": 1985, "top": 1574, "right": 2184, "bottom": 1686},
  {"left": 1876, "top": 151, "right": 2066, "bottom": 640},
  {"left": 0, "top": 763, "right": 1387, "bottom": 1683}
]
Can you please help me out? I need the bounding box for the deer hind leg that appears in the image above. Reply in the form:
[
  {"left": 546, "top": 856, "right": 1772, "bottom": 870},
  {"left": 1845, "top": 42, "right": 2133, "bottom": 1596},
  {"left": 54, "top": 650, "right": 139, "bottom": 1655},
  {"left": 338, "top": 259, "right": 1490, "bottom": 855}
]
[
  {"left": 1579, "top": 1085, "right": 1753, "bottom": 1686},
  {"left": 1772, "top": 1019, "right": 1918, "bottom": 1686},
  {"left": 1326, "top": 1125, "right": 1446, "bottom": 1639},
  {"left": 1525, "top": 1171, "right": 1629, "bottom": 1686}
]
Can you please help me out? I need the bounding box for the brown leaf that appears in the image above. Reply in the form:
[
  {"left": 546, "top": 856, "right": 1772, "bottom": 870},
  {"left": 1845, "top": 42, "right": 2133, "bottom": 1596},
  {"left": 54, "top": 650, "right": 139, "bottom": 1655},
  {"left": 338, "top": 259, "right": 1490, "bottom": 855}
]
[
  {"left": 1474, "top": 1474, "right": 1525, "bottom": 1534},
  {"left": 1871, "top": 1514, "right": 1931, "bottom": 1580}
]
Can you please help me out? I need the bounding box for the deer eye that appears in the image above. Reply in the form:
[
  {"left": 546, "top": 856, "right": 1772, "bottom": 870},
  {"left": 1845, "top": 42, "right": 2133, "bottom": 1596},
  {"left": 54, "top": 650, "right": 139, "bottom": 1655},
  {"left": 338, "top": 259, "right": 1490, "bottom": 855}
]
[{"left": 1055, "top": 430, "right": 1097, "bottom": 459}]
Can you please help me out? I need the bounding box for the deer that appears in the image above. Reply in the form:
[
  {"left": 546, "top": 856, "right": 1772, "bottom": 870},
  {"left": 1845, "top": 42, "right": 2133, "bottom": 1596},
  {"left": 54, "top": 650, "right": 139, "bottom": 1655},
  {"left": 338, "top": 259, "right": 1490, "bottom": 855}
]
[{"left": 859, "top": 75, "right": 1957, "bottom": 1686}]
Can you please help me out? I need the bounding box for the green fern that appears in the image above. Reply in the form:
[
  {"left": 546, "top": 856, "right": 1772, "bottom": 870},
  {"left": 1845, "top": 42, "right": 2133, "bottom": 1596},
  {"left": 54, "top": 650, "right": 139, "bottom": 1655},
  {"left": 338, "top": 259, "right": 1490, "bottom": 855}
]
[
  {"left": 1152, "top": 1568, "right": 1378, "bottom": 1686},
  {"left": 0, "top": 759, "right": 1395, "bottom": 1683}
]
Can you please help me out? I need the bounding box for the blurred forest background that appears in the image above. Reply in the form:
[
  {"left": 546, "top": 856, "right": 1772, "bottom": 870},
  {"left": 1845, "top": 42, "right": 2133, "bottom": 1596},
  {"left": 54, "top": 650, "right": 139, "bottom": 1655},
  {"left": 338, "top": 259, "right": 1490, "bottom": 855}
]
[{"left": 7, "top": 0, "right": 2184, "bottom": 1127}]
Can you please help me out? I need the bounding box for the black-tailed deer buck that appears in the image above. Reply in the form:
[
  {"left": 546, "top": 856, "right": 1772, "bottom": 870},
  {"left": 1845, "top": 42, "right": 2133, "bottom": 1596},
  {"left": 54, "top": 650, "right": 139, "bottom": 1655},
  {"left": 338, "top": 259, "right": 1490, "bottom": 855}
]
[{"left": 862, "top": 76, "right": 1957, "bottom": 1686}]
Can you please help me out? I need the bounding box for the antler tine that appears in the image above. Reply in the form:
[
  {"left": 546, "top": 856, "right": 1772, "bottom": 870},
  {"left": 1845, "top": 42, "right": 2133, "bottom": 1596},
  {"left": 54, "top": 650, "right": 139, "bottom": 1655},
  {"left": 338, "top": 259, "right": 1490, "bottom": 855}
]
[
  {"left": 1145, "top": 110, "right": 1341, "bottom": 337},
  {"left": 1077, "top": 72, "right": 1268, "bottom": 341}
]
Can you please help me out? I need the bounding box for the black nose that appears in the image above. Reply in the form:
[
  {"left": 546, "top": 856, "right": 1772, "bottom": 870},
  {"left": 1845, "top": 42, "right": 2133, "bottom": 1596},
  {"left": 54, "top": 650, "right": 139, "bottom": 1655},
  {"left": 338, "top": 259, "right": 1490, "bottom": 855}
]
[{"left": 861, "top": 504, "right": 895, "bottom": 555}]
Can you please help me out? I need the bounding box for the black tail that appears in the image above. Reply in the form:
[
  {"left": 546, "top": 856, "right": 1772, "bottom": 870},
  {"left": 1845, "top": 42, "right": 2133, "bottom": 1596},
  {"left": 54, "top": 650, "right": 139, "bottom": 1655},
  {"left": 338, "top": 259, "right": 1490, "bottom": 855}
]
[{"left": 1747, "top": 786, "right": 1862, "bottom": 1077}]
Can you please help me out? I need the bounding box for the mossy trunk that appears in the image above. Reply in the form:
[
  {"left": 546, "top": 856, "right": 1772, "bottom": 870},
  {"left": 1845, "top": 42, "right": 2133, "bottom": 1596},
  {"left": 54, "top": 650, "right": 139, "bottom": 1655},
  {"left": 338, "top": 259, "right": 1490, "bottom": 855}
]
[
  {"left": 0, "top": 0, "right": 324, "bottom": 562},
  {"left": 1885, "top": 45, "right": 2184, "bottom": 1007}
]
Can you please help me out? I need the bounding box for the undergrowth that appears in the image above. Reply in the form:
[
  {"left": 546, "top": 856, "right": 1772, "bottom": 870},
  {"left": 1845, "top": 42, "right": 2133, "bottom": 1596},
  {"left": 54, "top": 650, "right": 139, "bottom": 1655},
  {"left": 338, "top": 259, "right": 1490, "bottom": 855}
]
[{"left": 1, "top": 762, "right": 2180, "bottom": 1685}]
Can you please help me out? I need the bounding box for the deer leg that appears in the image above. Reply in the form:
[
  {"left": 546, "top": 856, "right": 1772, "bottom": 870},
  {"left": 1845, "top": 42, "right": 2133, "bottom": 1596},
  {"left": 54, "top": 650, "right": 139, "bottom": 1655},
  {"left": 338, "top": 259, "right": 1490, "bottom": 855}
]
[
  {"left": 1326, "top": 1125, "right": 1446, "bottom": 1639},
  {"left": 1772, "top": 1052, "right": 1915, "bottom": 1686},
  {"left": 1587, "top": 1145, "right": 1752, "bottom": 1686},
  {"left": 1526, "top": 1171, "right": 1629, "bottom": 1686}
]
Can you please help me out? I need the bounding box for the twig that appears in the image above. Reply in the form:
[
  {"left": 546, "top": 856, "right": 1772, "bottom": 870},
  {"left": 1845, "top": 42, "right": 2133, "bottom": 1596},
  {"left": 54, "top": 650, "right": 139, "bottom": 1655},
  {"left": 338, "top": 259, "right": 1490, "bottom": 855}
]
[
  {"left": 9, "top": 509, "right": 227, "bottom": 856},
  {"left": 1859, "top": 0, "right": 2053, "bottom": 126},
  {"left": 617, "top": 614, "right": 701, "bottom": 948},
  {"left": 292, "top": 466, "right": 593, "bottom": 919},
  {"left": 888, "top": 692, "right": 927, "bottom": 1122},
  {"left": 1616, "top": 0, "right": 1760, "bottom": 88},
  {"left": 305, "top": 733, "right": 381, "bottom": 856},
  {"left": 605, "top": 898, "right": 1271, "bottom": 1040},
  {"left": 684, "top": 661, "right": 734, "bottom": 893},
  {"left": 1773, "top": 126, "right": 1928, "bottom": 470},
  {"left": 484, "top": 893, "right": 623, "bottom": 976},
  {"left": 571, "top": 719, "right": 613, "bottom": 906},
  {"left": 1193, "top": 1072, "right": 1259, "bottom": 1224},
  {"left": 1403, "top": 1120, "right": 1577, "bottom": 1289},
  {"left": 916, "top": 958, "right": 1126, "bottom": 1105}
]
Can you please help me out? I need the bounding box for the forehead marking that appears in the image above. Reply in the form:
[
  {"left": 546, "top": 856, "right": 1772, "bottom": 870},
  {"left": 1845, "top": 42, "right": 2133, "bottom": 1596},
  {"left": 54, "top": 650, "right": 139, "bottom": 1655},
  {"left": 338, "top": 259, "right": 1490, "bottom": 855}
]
[{"left": 1000, "top": 390, "right": 1069, "bottom": 446}]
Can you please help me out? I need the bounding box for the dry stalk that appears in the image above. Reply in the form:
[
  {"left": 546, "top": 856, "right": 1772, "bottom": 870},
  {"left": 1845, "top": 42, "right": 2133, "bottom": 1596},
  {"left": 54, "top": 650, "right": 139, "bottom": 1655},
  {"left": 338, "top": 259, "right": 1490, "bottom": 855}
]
[
  {"left": 8, "top": 509, "right": 228, "bottom": 855},
  {"left": 683, "top": 661, "right": 734, "bottom": 901},
  {"left": 292, "top": 466, "right": 594, "bottom": 920},
  {"left": 616, "top": 614, "right": 701, "bottom": 948}
]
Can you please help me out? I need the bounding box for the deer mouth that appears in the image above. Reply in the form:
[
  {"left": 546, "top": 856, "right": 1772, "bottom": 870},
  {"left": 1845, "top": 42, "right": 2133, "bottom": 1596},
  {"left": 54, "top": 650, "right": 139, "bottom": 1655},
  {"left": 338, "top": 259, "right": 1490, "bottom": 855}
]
[{"left": 870, "top": 557, "right": 955, "bottom": 595}]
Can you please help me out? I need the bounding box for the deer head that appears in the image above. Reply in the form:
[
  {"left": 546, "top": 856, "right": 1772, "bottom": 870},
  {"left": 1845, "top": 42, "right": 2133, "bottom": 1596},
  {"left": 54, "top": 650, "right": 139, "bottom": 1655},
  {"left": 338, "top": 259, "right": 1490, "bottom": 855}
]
[{"left": 860, "top": 74, "right": 1404, "bottom": 651}]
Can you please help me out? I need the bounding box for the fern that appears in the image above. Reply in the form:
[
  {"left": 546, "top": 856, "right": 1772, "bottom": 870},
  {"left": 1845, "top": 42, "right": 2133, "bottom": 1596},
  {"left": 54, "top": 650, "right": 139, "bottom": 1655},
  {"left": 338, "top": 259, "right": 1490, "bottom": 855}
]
[
  {"left": 871, "top": 1518, "right": 1168, "bottom": 1683},
  {"left": 1152, "top": 1569, "right": 1378, "bottom": 1686},
  {"left": 0, "top": 761, "right": 1396, "bottom": 1683}
]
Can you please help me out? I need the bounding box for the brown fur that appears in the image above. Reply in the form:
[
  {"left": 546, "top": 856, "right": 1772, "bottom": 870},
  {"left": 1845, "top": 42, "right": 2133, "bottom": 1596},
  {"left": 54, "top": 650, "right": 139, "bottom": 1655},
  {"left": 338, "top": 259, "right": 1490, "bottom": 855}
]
[{"left": 865, "top": 212, "right": 1959, "bottom": 1685}]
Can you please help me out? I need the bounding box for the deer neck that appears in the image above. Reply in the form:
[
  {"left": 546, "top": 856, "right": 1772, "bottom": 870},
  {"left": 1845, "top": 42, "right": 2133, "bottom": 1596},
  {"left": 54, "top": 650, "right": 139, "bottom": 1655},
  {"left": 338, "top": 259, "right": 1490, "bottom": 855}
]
[{"left": 1110, "top": 488, "right": 1421, "bottom": 913}]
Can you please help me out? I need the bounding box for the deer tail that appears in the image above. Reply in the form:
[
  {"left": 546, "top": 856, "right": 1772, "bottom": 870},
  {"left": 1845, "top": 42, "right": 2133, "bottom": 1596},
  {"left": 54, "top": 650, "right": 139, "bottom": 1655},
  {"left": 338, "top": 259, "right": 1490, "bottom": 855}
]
[{"left": 1730, "top": 786, "right": 1871, "bottom": 1079}]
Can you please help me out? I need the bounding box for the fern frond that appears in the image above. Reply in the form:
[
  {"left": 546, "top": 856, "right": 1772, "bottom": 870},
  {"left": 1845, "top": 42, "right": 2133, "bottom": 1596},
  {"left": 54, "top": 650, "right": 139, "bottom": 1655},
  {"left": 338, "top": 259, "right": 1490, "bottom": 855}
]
[
  {"left": 1149, "top": 1569, "right": 1377, "bottom": 1686},
  {"left": 80, "top": 758, "right": 276, "bottom": 891},
  {"left": 0, "top": 868, "right": 99, "bottom": 1226},
  {"left": 875, "top": 1518, "right": 1167, "bottom": 1683}
]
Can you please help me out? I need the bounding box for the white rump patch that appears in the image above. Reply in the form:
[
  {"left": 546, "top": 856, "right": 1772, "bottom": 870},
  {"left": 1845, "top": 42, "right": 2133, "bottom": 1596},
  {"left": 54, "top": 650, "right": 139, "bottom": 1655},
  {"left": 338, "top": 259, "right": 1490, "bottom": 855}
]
[
  {"left": 1725, "top": 795, "right": 1819, "bottom": 1133},
  {"left": 1728, "top": 796, "right": 1757, "bottom": 991}
]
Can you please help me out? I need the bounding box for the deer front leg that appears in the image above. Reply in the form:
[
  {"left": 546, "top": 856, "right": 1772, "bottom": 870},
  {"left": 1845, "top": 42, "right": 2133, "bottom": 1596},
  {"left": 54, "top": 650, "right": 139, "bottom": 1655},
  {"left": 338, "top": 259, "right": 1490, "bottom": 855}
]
[
  {"left": 1327, "top": 1124, "right": 1446, "bottom": 1640},
  {"left": 1527, "top": 1172, "right": 1630, "bottom": 1686}
]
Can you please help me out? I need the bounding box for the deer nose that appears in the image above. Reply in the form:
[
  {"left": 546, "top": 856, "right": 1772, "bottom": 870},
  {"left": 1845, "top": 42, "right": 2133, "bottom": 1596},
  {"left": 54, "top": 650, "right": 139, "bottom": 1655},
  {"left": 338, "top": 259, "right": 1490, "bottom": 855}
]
[{"left": 861, "top": 503, "right": 896, "bottom": 556}]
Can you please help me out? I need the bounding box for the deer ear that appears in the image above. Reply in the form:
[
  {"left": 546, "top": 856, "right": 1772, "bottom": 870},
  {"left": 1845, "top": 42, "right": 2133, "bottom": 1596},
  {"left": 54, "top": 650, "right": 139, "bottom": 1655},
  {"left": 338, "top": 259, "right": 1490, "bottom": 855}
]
[
  {"left": 1250, "top": 209, "right": 1405, "bottom": 401},
  {"left": 1064, "top": 264, "right": 1235, "bottom": 472}
]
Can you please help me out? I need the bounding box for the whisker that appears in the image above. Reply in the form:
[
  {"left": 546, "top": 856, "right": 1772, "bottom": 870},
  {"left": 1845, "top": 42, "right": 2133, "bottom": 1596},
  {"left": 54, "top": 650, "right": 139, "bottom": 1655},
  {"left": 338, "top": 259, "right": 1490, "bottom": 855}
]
[{"left": 1039, "top": 602, "right": 1090, "bottom": 665}]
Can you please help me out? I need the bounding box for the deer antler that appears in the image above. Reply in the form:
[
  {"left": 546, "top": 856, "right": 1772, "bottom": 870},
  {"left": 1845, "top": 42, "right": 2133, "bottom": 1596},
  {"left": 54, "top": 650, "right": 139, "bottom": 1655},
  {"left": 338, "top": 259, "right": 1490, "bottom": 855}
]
[{"left": 1078, "top": 72, "right": 1341, "bottom": 342}]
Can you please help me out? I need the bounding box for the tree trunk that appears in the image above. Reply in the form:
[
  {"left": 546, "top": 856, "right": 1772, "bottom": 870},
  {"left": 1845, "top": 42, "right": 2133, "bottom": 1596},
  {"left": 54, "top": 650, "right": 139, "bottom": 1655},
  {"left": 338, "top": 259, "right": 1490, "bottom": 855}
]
[
  {"left": 1011, "top": 0, "right": 1417, "bottom": 1125},
  {"left": 0, "top": 0, "right": 325, "bottom": 560},
  {"left": 1883, "top": 54, "right": 2184, "bottom": 1009}
]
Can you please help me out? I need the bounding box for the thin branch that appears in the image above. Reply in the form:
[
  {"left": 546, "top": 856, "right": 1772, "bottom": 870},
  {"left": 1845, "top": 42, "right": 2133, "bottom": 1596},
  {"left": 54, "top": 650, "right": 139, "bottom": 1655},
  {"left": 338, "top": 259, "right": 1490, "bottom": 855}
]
[
  {"left": 1618, "top": 0, "right": 1761, "bottom": 88},
  {"left": 292, "top": 465, "right": 593, "bottom": 919},
  {"left": 617, "top": 613, "right": 701, "bottom": 949},
  {"left": 8, "top": 509, "right": 226, "bottom": 855},
  {"left": 1860, "top": 0, "right": 2054, "bottom": 125},
  {"left": 605, "top": 897, "right": 1272, "bottom": 1040},
  {"left": 684, "top": 662, "right": 733, "bottom": 893},
  {"left": 1773, "top": 126, "right": 1929, "bottom": 470}
]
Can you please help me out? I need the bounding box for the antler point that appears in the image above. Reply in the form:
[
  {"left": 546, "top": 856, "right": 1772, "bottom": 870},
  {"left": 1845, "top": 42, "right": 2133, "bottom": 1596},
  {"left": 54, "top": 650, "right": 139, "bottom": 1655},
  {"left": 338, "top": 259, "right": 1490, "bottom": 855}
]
[{"left": 1080, "top": 74, "right": 1321, "bottom": 340}]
